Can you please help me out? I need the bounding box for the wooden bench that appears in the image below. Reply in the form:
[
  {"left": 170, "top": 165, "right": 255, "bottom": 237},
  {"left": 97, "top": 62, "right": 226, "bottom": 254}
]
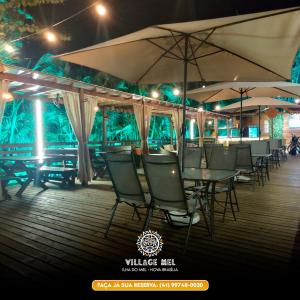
[{"left": 39, "top": 166, "right": 77, "bottom": 187}]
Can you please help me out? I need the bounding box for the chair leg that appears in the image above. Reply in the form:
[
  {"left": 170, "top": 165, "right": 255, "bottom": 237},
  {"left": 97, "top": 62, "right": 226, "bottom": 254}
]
[
  {"left": 105, "top": 200, "right": 119, "bottom": 237},
  {"left": 183, "top": 212, "right": 194, "bottom": 255},
  {"left": 198, "top": 196, "right": 210, "bottom": 235},
  {"left": 229, "top": 189, "right": 236, "bottom": 221},
  {"left": 143, "top": 206, "right": 153, "bottom": 231},
  {"left": 232, "top": 185, "right": 239, "bottom": 212},
  {"left": 163, "top": 210, "right": 174, "bottom": 227},
  {"left": 256, "top": 170, "right": 261, "bottom": 186},
  {"left": 222, "top": 192, "right": 229, "bottom": 222},
  {"left": 132, "top": 204, "right": 142, "bottom": 221}
]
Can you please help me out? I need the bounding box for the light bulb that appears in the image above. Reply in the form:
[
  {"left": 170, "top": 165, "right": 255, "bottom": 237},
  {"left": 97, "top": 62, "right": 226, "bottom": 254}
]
[
  {"left": 45, "top": 31, "right": 56, "bottom": 43},
  {"left": 2, "top": 92, "right": 13, "bottom": 101},
  {"left": 33, "top": 73, "right": 39, "bottom": 79},
  {"left": 215, "top": 105, "right": 221, "bottom": 111},
  {"left": 173, "top": 88, "right": 180, "bottom": 96},
  {"left": 4, "top": 43, "right": 14, "bottom": 53},
  {"left": 96, "top": 4, "right": 106, "bottom": 16},
  {"left": 151, "top": 90, "right": 159, "bottom": 99}
]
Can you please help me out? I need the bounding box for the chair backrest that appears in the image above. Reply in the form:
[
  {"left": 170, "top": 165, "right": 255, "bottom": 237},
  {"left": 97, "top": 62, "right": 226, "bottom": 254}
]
[
  {"left": 269, "top": 139, "right": 280, "bottom": 151},
  {"left": 184, "top": 147, "right": 202, "bottom": 169},
  {"left": 142, "top": 154, "right": 187, "bottom": 211},
  {"left": 250, "top": 141, "right": 270, "bottom": 154},
  {"left": 207, "top": 147, "right": 237, "bottom": 171},
  {"left": 204, "top": 143, "right": 224, "bottom": 166},
  {"left": 103, "top": 152, "right": 145, "bottom": 202},
  {"left": 230, "top": 144, "right": 253, "bottom": 170}
]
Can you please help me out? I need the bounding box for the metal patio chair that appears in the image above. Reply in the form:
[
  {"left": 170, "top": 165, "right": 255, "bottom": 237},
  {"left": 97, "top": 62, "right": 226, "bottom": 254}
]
[
  {"left": 206, "top": 147, "right": 238, "bottom": 222},
  {"left": 142, "top": 154, "right": 209, "bottom": 254},
  {"left": 229, "top": 144, "right": 261, "bottom": 189},
  {"left": 203, "top": 143, "right": 224, "bottom": 168},
  {"left": 103, "top": 152, "right": 150, "bottom": 237}
]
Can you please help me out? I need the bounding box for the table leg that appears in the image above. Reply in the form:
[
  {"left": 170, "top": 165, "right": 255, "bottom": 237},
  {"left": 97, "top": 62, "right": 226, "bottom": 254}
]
[
  {"left": 266, "top": 157, "right": 270, "bottom": 181},
  {"left": 210, "top": 182, "right": 216, "bottom": 240}
]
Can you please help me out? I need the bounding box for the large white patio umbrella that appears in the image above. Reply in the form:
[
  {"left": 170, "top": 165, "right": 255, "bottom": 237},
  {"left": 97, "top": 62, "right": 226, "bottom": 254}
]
[
  {"left": 56, "top": 7, "right": 300, "bottom": 168},
  {"left": 188, "top": 81, "right": 300, "bottom": 140},
  {"left": 219, "top": 97, "right": 299, "bottom": 139},
  {"left": 219, "top": 97, "right": 299, "bottom": 112}
]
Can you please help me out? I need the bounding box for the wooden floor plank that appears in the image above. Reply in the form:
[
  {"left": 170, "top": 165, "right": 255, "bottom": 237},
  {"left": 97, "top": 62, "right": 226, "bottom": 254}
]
[{"left": 0, "top": 156, "right": 299, "bottom": 293}]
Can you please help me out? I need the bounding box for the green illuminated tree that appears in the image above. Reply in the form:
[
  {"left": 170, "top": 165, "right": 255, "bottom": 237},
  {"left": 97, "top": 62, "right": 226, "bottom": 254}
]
[{"left": 292, "top": 49, "right": 300, "bottom": 83}]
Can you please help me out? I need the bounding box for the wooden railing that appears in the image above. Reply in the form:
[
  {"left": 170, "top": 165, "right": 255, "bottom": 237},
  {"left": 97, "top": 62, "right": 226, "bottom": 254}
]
[{"left": 0, "top": 139, "right": 175, "bottom": 156}]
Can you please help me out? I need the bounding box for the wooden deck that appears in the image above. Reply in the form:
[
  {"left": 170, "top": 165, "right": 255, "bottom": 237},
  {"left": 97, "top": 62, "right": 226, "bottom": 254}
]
[{"left": 0, "top": 157, "right": 299, "bottom": 296}]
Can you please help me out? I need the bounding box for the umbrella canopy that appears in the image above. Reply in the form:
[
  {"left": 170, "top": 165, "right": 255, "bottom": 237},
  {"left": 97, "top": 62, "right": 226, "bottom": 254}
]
[
  {"left": 187, "top": 82, "right": 300, "bottom": 103},
  {"left": 56, "top": 6, "right": 300, "bottom": 166},
  {"left": 219, "top": 97, "right": 299, "bottom": 140},
  {"left": 188, "top": 81, "right": 300, "bottom": 141},
  {"left": 56, "top": 7, "right": 300, "bottom": 83},
  {"left": 219, "top": 97, "right": 299, "bottom": 112}
]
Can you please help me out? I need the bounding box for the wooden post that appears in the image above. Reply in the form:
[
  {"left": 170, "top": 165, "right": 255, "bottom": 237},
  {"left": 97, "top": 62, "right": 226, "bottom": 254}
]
[
  {"left": 200, "top": 112, "right": 205, "bottom": 145},
  {"left": 102, "top": 106, "right": 107, "bottom": 148},
  {"left": 79, "top": 88, "right": 88, "bottom": 187},
  {"left": 170, "top": 115, "right": 173, "bottom": 146},
  {"left": 142, "top": 101, "right": 146, "bottom": 153},
  {"left": 214, "top": 117, "right": 218, "bottom": 141},
  {"left": 271, "top": 118, "right": 274, "bottom": 139}
]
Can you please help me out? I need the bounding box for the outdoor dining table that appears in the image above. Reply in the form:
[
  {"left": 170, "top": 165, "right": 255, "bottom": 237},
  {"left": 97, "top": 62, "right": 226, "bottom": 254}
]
[
  {"left": 182, "top": 168, "right": 239, "bottom": 239},
  {"left": 137, "top": 167, "right": 238, "bottom": 236},
  {"left": 0, "top": 156, "right": 52, "bottom": 196}
]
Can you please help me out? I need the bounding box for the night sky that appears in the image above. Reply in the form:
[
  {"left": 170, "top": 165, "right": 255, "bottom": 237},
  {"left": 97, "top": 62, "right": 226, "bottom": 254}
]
[{"left": 23, "top": 0, "right": 300, "bottom": 65}]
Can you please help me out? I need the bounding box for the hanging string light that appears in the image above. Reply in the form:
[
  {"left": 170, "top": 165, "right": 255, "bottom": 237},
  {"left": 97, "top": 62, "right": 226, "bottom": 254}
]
[
  {"left": 6, "top": 2, "right": 107, "bottom": 46},
  {"left": 96, "top": 4, "right": 107, "bottom": 16},
  {"left": 45, "top": 31, "right": 57, "bottom": 43}
]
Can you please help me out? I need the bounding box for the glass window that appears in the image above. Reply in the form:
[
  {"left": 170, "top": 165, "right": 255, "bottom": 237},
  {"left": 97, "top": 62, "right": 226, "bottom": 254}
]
[
  {"left": 264, "top": 120, "right": 269, "bottom": 133},
  {"left": 249, "top": 127, "right": 258, "bottom": 138},
  {"left": 289, "top": 114, "right": 300, "bottom": 128},
  {"left": 204, "top": 119, "right": 214, "bottom": 137}
]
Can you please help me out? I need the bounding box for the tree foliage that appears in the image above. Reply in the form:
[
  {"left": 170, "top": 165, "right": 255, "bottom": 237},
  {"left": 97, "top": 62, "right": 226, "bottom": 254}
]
[{"left": 0, "top": 0, "right": 65, "bottom": 64}]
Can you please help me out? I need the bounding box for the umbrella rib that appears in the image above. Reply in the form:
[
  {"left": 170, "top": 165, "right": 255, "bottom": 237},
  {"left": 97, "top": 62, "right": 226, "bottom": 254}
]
[
  {"left": 202, "top": 90, "right": 224, "bottom": 103},
  {"left": 188, "top": 38, "right": 204, "bottom": 82},
  {"left": 146, "top": 39, "right": 183, "bottom": 60},
  {"left": 275, "top": 87, "right": 300, "bottom": 98},
  {"left": 190, "top": 7, "right": 300, "bottom": 35},
  {"left": 136, "top": 36, "right": 185, "bottom": 83},
  {"left": 190, "top": 35, "right": 287, "bottom": 80},
  {"left": 192, "top": 49, "right": 224, "bottom": 60},
  {"left": 188, "top": 29, "right": 215, "bottom": 60},
  {"left": 170, "top": 31, "right": 185, "bottom": 59}
]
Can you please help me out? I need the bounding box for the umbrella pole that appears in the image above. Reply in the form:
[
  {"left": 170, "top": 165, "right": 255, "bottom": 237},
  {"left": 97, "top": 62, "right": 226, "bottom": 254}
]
[
  {"left": 181, "top": 34, "right": 189, "bottom": 172},
  {"left": 239, "top": 89, "right": 243, "bottom": 143},
  {"left": 258, "top": 105, "right": 261, "bottom": 140}
]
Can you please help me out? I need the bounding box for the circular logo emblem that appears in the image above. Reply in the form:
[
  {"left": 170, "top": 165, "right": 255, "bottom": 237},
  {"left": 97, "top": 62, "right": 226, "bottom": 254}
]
[{"left": 136, "top": 230, "right": 163, "bottom": 257}]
